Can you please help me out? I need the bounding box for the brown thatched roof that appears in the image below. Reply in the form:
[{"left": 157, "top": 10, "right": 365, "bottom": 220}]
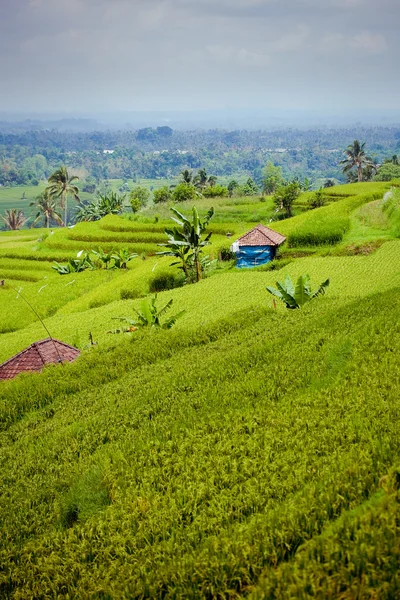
[
  {"left": 236, "top": 224, "right": 286, "bottom": 247},
  {"left": 0, "top": 339, "right": 80, "bottom": 381}
]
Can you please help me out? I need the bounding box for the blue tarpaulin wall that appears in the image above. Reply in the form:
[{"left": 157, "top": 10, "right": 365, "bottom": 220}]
[{"left": 236, "top": 245, "right": 276, "bottom": 268}]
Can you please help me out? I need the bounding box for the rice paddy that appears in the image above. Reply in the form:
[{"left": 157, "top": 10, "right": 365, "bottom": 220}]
[{"left": 0, "top": 180, "right": 400, "bottom": 598}]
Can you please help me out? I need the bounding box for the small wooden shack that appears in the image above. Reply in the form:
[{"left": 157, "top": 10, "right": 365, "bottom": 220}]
[
  {"left": 0, "top": 338, "right": 80, "bottom": 381},
  {"left": 230, "top": 224, "right": 286, "bottom": 268}
]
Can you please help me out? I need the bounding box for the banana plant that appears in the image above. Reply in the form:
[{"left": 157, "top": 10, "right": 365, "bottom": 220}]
[
  {"left": 111, "top": 248, "right": 138, "bottom": 269},
  {"left": 108, "top": 295, "right": 185, "bottom": 333},
  {"left": 266, "top": 274, "right": 329, "bottom": 309},
  {"left": 92, "top": 247, "right": 115, "bottom": 269},
  {"left": 52, "top": 251, "right": 95, "bottom": 275},
  {"left": 157, "top": 206, "right": 214, "bottom": 282}
]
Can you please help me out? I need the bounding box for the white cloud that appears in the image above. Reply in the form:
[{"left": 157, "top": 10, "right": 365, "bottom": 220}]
[
  {"left": 206, "top": 45, "right": 271, "bottom": 67},
  {"left": 322, "top": 30, "right": 388, "bottom": 55},
  {"left": 350, "top": 31, "right": 388, "bottom": 54},
  {"left": 272, "top": 25, "right": 309, "bottom": 52}
]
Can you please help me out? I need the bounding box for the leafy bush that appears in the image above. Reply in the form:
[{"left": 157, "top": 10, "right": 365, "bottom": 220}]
[
  {"left": 120, "top": 288, "right": 143, "bottom": 300},
  {"left": 75, "top": 192, "right": 125, "bottom": 222},
  {"left": 153, "top": 186, "right": 173, "bottom": 204},
  {"left": 308, "top": 189, "right": 327, "bottom": 209},
  {"left": 172, "top": 182, "right": 198, "bottom": 203},
  {"left": 374, "top": 163, "right": 400, "bottom": 182},
  {"left": 237, "top": 177, "right": 259, "bottom": 196},
  {"left": 130, "top": 187, "right": 150, "bottom": 213},
  {"left": 273, "top": 181, "right": 301, "bottom": 217},
  {"left": 149, "top": 271, "right": 184, "bottom": 293},
  {"left": 202, "top": 185, "right": 229, "bottom": 198},
  {"left": 218, "top": 246, "right": 236, "bottom": 261}
]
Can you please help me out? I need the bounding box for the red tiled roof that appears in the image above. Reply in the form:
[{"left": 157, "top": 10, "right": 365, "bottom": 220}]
[
  {"left": 236, "top": 224, "right": 286, "bottom": 247},
  {"left": 0, "top": 339, "right": 80, "bottom": 381}
]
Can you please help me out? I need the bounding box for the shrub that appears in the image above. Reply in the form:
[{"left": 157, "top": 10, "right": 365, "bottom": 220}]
[
  {"left": 172, "top": 183, "right": 198, "bottom": 203},
  {"left": 273, "top": 182, "right": 301, "bottom": 217},
  {"left": 149, "top": 271, "right": 184, "bottom": 293},
  {"left": 120, "top": 288, "right": 143, "bottom": 300},
  {"left": 237, "top": 178, "right": 259, "bottom": 196},
  {"left": 153, "top": 186, "right": 172, "bottom": 204},
  {"left": 219, "top": 246, "right": 236, "bottom": 261},
  {"left": 309, "top": 189, "right": 327, "bottom": 209},
  {"left": 202, "top": 185, "right": 229, "bottom": 198},
  {"left": 130, "top": 187, "right": 150, "bottom": 213}
]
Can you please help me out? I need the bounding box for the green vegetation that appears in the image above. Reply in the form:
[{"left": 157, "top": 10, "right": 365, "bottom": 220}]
[
  {"left": 1, "top": 179, "right": 400, "bottom": 597},
  {"left": 0, "top": 208, "right": 28, "bottom": 230},
  {"left": 266, "top": 274, "right": 329, "bottom": 308},
  {"left": 46, "top": 166, "right": 80, "bottom": 226},
  {"left": 340, "top": 140, "right": 376, "bottom": 183},
  {"left": 157, "top": 206, "right": 214, "bottom": 282},
  {"left": 109, "top": 295, "right": 184, "bottom": 332},
  {"left": 273, "top": 181, "right": 301, "bottom": 217},
  {"left": 76, "top": 191, "right": 125, "bottom": 222}
]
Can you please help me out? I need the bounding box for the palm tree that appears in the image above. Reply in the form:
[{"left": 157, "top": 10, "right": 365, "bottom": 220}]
[
  {"left": 46, "top": 167, "right": 80, "bottom": 226},
  {"left": 340, "top": 140, "right": 376, "bottom": 182},
  {"left": 180, "top": 169, "right": 193, "bottom": 184},
  {"left": 194, "top": 168, "right": 208, "bottom": 192},
  {"left": 0, "top": 209, "right": 28, "bottom": 230},
  {"left": 30, "top": 190, "right": 63, "bottom": 228}
]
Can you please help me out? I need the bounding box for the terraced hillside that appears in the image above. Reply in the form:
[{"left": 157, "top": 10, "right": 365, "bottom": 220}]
[{"left": 0, "top": 182, "right": 400, "bottom": 598}]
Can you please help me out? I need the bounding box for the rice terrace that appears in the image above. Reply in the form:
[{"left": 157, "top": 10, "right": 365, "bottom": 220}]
[{"left": 0, "top": 153, "right": 400, "bottom": 599}]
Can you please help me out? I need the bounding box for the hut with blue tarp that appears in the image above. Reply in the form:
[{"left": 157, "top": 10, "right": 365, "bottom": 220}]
[{"left": 231, "top": 224, "right": 286, "bottom": 268}]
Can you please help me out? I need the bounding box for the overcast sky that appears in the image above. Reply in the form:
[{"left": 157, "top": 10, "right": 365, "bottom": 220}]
[{"left": 1, "top": 0, "right": 399, "bottom": 116}]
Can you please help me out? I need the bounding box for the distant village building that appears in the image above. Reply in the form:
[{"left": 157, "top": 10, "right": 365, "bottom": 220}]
[
  {"left": 0, "top": 339, "right": 80, "bottom": 382},
  {"left": 230, "top": 224, "right": 286, "bottom": 268},
  {"left": 103, "top": 149, "right": 115, "bottom": 154}
]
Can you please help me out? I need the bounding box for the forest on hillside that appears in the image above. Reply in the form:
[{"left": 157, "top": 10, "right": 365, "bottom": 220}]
[{"left": 1, "top": 125, "right": 400, "bottom": 188}]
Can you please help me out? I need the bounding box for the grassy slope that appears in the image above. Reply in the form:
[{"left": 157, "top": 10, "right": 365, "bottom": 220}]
[
  {"left": 0, "top": 290, "right": 399, "bottom": 597},
  {"left": 1, "top": 181, "right": 400, "bottom": 597}
]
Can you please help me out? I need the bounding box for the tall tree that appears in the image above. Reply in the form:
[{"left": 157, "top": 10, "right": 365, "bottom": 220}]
[
  {"left": 0, "top": 209, "right": 28, "bottom": 230},
  {"left": 30, "top": 190, "right": 63, "bottom": 228},
  {"left": 340, "top": 140, "right": 376, "bottom": 182},
  {"left": 46, "top": 167, "right": 80, "bottom": 226},
  {"left": 262, "top": 161, "right": 283, "bottom": 195}
]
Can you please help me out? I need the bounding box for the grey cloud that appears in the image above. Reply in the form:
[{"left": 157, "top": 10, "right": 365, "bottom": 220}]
[{"left": 0, "top": 0, "right": 399, "bottom": 113}]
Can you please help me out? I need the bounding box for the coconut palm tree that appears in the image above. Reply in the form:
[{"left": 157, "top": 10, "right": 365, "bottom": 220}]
[
  {"left": 340, "top": 140, "right": 376, "bottom": 182},
  {"left": 194, "top": 168, "right": 208, "bottom": 192},
  {"left": 0, "top": 209, "right": 28, "bottom": 230},
  {"left": 180, "top": 169, "right": 193, "bottom": 184},
  {"left": 30, "top": 190, "right": 63, "bottom": 228},
  {"left": 46, "top": 167, "right": 80, "bottom": 226}
]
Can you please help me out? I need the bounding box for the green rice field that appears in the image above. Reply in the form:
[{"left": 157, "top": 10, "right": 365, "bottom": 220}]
[{"left": 1, "top": 181, "right": 400, "bottom": 598}]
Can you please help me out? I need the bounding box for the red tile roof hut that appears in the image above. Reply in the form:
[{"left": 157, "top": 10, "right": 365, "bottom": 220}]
[
  {"left": 230, "top": 224, "right": 286, "bottom": 268},
  {"left": 0, "top": 339, "right": 80, "bottom": 381}
]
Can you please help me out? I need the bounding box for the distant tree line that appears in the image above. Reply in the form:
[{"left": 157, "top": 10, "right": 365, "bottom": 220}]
[{"left": 1, "top": 126, "right": 399, "bottom": 188}]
